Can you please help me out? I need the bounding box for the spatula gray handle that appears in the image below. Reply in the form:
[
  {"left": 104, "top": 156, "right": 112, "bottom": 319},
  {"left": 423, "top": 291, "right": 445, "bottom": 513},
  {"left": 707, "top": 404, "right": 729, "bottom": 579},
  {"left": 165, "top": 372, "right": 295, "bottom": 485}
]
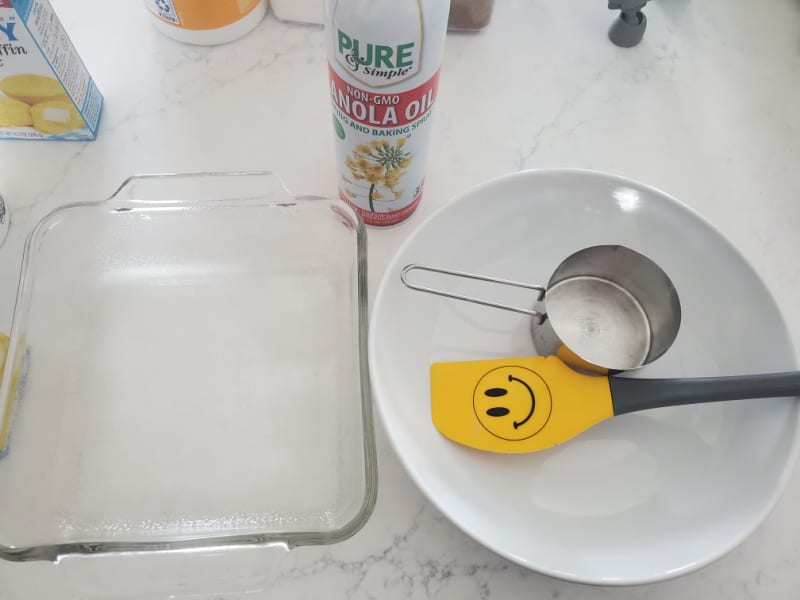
[{"left": 610, "top": 372, "right": 800, "bottom": 415}]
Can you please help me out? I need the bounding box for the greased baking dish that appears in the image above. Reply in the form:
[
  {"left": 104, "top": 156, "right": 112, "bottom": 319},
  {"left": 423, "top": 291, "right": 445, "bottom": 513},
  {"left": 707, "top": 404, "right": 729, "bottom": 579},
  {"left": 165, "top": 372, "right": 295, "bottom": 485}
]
[{"left": 0, "top": 172, "right": 376, "bottom": 561}]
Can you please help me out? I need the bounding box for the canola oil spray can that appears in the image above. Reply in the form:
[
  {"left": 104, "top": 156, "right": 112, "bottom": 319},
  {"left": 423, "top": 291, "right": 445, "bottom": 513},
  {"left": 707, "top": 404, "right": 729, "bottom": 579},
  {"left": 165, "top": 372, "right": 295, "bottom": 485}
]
[{"left": 325, "top": 0, "right": 450, "bottom": 226}]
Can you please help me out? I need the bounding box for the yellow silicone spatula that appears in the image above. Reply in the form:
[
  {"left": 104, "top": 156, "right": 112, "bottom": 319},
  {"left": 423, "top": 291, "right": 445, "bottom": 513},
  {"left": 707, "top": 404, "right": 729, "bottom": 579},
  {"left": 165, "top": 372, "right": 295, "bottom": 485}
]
[{"left": 431, "top": 355, "right": 800, "bottom": 453}]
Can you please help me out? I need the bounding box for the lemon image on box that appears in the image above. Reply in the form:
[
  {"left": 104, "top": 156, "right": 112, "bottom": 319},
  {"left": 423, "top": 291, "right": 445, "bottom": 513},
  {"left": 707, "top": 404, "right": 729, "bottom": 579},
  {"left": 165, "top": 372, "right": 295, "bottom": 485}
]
[
  {"left": 0, "top": 75, "right": 83, "bottom": 134},
  {"left": 0, "top": 97, "right": 33, "bottom": 128},
  {"left": 0, "top": 74, "right": 68, "bottom": 105},
  {"left": 30, "top": 99, "right": 85, "bottom": 134}
]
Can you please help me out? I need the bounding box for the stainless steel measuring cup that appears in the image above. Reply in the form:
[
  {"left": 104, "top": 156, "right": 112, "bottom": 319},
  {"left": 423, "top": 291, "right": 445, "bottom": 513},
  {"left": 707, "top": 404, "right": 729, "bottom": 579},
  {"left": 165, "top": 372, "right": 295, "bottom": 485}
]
[{"left": 401, "top": 245, "right": 681, "bottom": 374}]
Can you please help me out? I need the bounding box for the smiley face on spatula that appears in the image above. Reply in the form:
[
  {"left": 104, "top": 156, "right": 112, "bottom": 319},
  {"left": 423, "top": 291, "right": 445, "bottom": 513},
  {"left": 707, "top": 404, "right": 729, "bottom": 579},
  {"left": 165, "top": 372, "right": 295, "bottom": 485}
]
[{"left": 471, "top": 366, "right": 553, "bottom": 441}]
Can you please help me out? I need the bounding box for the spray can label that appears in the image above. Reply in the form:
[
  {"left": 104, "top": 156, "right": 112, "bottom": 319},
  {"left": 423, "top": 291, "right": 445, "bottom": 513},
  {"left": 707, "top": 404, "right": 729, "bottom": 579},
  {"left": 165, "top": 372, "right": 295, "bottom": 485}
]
[{"left": 327, "top": 2, "right": 445, "bottom": 226}]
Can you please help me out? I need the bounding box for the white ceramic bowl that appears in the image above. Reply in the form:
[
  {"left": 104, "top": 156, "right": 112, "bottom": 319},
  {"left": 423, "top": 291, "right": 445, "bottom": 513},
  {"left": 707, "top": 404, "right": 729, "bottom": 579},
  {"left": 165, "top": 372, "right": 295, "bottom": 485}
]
[{"left": 369, "top": 169, "right": 799, "bottom": 585}]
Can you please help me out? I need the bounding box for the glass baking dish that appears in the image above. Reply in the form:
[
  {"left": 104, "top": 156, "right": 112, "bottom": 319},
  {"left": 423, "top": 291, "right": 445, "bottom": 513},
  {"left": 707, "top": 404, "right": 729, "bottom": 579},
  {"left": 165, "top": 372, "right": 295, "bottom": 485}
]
[{"left": 0, "top": 172, "right": 376, "bottom": 561}]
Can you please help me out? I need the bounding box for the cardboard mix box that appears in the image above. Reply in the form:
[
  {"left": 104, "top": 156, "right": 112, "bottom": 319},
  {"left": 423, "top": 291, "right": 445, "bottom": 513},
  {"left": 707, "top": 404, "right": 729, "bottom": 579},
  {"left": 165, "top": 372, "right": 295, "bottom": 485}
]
[{"left": 0, "top": 0, "right": 102, "bottom": 140}]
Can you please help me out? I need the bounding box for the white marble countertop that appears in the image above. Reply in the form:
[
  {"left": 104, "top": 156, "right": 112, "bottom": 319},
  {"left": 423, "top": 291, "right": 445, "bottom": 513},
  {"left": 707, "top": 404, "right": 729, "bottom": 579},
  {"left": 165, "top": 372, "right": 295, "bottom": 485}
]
[{"left": 1, "top": 0, "right": 800, "bottom": 597}]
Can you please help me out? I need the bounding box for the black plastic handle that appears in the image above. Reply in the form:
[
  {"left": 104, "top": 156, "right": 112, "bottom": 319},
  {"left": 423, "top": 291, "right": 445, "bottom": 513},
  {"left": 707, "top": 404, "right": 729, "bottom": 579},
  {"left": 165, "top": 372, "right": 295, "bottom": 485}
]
[{"left": 610, "top": 372, "right": 800, "bottom": 415}]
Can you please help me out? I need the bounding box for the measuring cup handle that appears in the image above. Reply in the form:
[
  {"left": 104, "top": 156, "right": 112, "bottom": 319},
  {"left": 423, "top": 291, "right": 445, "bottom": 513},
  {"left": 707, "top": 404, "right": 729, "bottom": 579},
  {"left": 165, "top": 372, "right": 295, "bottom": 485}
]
[
  {"left": 400, "top": 264, "right": 547, "bottom": 320},
  {"left": 610, "top": 371, "right": 800, "bottom": 415}
]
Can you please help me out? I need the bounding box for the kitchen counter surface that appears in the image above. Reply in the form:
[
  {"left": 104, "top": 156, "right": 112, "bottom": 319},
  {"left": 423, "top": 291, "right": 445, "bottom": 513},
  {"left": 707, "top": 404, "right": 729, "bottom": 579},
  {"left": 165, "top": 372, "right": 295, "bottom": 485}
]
[{"left": 1, "top": 0, "right": 799, "bottom": 598}]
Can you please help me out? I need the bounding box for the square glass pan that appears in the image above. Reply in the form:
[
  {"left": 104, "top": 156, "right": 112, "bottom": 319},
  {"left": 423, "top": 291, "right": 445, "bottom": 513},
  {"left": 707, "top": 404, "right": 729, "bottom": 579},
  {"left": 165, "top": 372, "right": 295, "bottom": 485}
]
[{"left": 0, "top": 172, "right": 376, "bottom": 562}]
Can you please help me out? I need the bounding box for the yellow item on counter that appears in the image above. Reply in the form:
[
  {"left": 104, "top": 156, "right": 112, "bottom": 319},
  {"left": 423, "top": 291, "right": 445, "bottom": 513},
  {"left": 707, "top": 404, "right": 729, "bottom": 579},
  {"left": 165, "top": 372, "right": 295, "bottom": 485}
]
[
  {"left": 0, "top": 74, "right": 68, "bottom": 106},
  {"left": 0, "top": 97, "right": 33, "bottom": 127},
  {"left": 0, "top": 333, "right": 10, "bottom": 454},
  {"left": 31, "top": 100, "right": 85, "bottom": 134}
]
